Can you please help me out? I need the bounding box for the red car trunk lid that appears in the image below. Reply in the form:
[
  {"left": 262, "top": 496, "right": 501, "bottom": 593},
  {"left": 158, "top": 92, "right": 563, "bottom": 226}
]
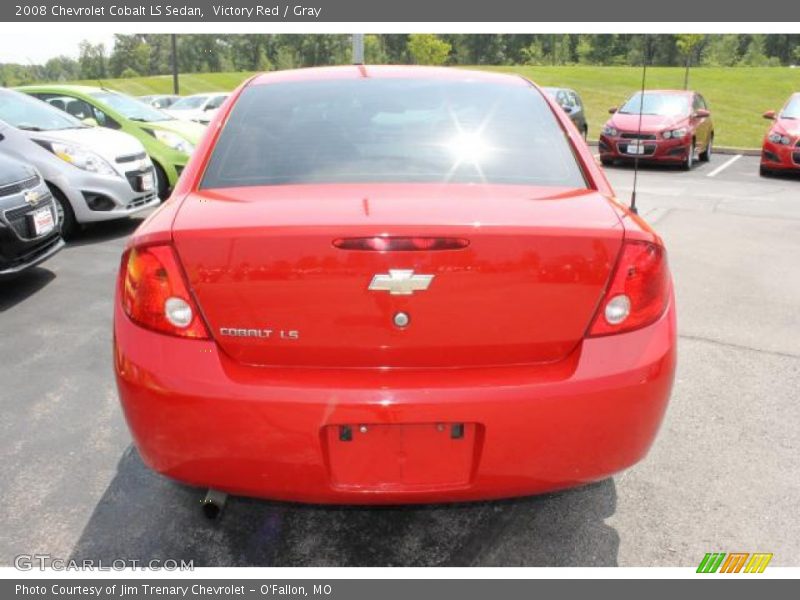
[{"left": 172, "top": 183, "right": 623, "bottom": 368}]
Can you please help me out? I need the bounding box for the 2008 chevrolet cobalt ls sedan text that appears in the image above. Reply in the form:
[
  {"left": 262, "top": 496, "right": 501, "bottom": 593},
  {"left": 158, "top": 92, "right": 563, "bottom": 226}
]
[{"left": 114, "top": 66, "right": 676, "bottom": 505}]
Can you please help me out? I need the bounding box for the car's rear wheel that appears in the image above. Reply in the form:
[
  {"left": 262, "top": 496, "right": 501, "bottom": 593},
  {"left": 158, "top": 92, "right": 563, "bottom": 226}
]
[
  {"left": 682, "top": 140, "right": 696, "bottom": 170},
  {"left": 47, "top": 183, "right": 79, "bottom": 240},
  {"left": 699, "top": 134, "right": 713, "bottom": 162}
]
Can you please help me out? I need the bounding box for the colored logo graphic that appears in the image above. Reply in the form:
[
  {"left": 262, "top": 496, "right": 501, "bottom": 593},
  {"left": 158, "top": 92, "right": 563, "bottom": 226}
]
[{"left": 697, "top": 553, "right": 773, "bottom": 573}]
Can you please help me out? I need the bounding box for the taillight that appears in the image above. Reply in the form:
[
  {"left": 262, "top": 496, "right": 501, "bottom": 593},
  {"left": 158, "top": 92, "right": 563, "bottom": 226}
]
[
  {"left": 588, "top": 240, "right": 670, "bottom": 336},
  {"left": 120, "top": 244, "right": 208, "bottom": 339}
]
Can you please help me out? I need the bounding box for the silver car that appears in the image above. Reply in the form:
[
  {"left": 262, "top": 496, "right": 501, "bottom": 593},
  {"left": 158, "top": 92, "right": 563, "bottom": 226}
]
[{"left": 0, "top": 88, "right": 159, "bottom": 237}]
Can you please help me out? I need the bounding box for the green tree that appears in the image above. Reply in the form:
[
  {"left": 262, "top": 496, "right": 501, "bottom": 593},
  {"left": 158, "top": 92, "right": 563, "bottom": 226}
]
[
  {"left": 676, "top": 34, "right": 705, "bottom": 89},
  {"left": 407, "top": 34, "right": 451, "bottom": 65},
  {"left": 108, "top": 34, "right": 151, "bottom": 77},
  {"left": 740, "top": 35, "right": 770, "bottom": 66},
  {"left": 575, "top": 35, "right": 593, "bottom": 64},
  {"left": 520, "top": 39, "right": 546, "bottom": 65},
  {"left": 42, "top": 56, "right": 80, "bottom": 81},
  {"left": 78, "top": 41, "right": 107, "bottom": 79},
  {"left": 702, "top": 35, "right": 741, "bottom": 67},
  {"left": 364, "top": 34, "right": 387, "bottom": 64},
  {"left": 274, "top": 46, "right": 297, "bottom": 70}
]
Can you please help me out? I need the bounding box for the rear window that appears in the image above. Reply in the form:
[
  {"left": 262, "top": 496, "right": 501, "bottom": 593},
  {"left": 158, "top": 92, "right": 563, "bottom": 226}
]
[{"left": 201, "top": 79, "right": 586, "bottom": 189}]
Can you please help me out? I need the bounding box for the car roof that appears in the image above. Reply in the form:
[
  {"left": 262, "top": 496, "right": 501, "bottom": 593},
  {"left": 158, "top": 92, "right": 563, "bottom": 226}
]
[
  {"left": 250, "top": 65, "right": 531, "bottom": 87},
  {"left": 638, "top": 89, "right": 696, "bottom": 95},
  {"left": 185, "top": 92, "right": 229, "bottom": 98},
  {"left": 17, "top": 84, "right": 103, "bottom": 94}
]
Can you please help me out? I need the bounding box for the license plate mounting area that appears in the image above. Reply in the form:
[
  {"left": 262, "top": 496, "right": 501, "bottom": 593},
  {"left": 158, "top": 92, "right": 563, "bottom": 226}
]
[{"left": 322, "top": 422, "right": 481, "bottom": 491}]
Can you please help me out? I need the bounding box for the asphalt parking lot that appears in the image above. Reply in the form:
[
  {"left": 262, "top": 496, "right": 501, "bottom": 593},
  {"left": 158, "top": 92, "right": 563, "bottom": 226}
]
[{"left": 1, "top": 154, "right": 798, "bottom": 567}]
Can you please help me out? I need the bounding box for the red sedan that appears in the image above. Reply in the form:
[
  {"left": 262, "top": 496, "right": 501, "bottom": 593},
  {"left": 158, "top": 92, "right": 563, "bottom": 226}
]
[
  {"left": 114, "top": 66, "right": 676, "bottom": 506},
  {"left": 760, "top": 93, "right": 800, "bottom": 176},
  {"left": 600, "top": 90, "right": 714, "bottom": 170}
]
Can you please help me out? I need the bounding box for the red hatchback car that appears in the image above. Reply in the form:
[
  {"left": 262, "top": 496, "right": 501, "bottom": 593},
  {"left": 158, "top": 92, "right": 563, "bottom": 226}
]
[
  {"left": 600, "top": 90, "right": 714, "bottom": 170},
  {"left": 114, "top": 66, "right": 677, "bottom": 506},
  {"left": 760, "top": 93, "right": 800, "bottom": 176}
]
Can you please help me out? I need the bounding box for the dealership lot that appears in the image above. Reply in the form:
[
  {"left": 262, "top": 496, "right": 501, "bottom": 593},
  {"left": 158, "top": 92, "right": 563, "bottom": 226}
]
[{"left": 1, "top": 154, "right": 798, "bottom": 567}]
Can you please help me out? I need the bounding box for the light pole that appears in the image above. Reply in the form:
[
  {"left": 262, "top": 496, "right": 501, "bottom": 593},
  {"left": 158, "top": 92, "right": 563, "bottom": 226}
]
[
  {"left": 352, "top": 34, "right": 364, "bottom": 65},
  {"left": 171, "top": 34, "right": 179, "bottom": 95}
]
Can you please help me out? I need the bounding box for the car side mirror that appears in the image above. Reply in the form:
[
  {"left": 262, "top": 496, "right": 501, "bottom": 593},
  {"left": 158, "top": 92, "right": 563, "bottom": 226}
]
[
  {"left": 693, "top": 109, "right": 710, "bottom": 119},
  {"left": 608, "top": 107, "right": 618, "bottom": 114},
  {"left": 763, "top": 110, "right": 777, "bottom": 120},
  {"left": 81, "top": 117, "right": 98, "bottom": 127}
]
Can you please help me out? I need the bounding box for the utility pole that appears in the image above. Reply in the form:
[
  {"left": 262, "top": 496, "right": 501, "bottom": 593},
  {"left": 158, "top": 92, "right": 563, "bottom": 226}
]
[
  {"left": 352, "top": 34, "right": 364, "bottom": 65},
  {"left": 171, "top": 34, "right": 179, "bottom": 95}
]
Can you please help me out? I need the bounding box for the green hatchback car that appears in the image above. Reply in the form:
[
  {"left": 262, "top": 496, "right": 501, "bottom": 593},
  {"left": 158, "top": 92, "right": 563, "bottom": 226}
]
[{"left": 16, "top": 85, "right": 206, "bottom": 199}]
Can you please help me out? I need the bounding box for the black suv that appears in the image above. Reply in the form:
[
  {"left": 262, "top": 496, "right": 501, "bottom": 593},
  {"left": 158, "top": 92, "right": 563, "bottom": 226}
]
[{"left": 0, "top": 153, "right": 63, "bottom": 277}]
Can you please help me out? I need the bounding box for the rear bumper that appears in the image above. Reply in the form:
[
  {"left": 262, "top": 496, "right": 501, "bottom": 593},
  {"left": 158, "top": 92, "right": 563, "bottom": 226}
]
[
  {"left": 599, "top": 135, "right": 690, "bottom": 163},
  {"left": 760, "top": 140, "right": 800, "bottom": 172},
  {"left": 114, "top": 299, "right": 677, "bottom": 504}
]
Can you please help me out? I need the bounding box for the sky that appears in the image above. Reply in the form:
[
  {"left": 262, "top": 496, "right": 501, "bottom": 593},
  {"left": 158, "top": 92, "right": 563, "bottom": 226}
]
[{"left": 0, "top": 33, "right": 116, "bottom": 64}]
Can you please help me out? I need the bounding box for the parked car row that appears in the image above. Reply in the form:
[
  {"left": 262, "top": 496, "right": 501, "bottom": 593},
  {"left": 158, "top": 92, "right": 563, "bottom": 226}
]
[
  {"left": 548, "top": 87, "right": 799, "bottom": 176},
  {"left": 0, "top": 86, "right": 207, "bottom": 250},
  {"left": 20, "top": 86, "right": 206, "bottom": 199},
  {"left": 0, "top": 85, "right": 215, "bottom": 275},
  {"left": 2, "top": 76, "right": 797, "bottom": 280}
]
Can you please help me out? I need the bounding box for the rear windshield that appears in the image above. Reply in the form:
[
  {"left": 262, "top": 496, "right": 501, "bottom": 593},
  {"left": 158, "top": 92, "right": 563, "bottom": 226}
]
[{"left": 201, "top": 79, "right": 586, "bottom": 189}]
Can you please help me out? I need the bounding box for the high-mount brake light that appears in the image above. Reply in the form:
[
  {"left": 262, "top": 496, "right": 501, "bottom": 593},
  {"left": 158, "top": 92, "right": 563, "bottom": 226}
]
[
  {"left": 333, "top": 237, "right": 470, "bottom": 251},
  {"left": 120, "top": 244, "right": 209, "bottom": 339},
  {"left": 588, "top": 240, "right": 670, "bottom": 336}
]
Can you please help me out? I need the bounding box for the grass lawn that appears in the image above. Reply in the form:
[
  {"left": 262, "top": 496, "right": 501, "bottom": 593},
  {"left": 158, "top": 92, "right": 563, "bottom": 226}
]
[
  {"left": 73, "top": 66, "right": 800, "bottom": 148},
  {"left": 71, "top": 72, "right": 256, "bottom": 96}
]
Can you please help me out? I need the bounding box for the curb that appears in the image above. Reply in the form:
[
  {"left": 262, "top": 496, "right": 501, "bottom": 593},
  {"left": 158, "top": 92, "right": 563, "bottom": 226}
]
[{"left": 586, "top": 141, "right": 760, "bottom": 156}]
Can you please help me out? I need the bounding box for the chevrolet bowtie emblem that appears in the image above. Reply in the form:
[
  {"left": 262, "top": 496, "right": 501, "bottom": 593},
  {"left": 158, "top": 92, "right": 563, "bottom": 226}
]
[
  {"left": 23, "top": 190, "right": 40, "bottom": 206},
  {"left": 368, "top": 269, "right": 434, "bottom": 295}
]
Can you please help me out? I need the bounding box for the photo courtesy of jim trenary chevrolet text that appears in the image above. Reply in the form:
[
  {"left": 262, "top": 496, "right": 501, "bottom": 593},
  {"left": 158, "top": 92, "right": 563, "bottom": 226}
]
[{"left": 0, "top": 0, "right": 798, "bottom": 595}]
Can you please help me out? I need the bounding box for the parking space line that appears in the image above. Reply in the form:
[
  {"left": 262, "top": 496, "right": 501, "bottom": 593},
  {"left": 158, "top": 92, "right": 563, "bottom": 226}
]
[{"left": 707, "top": 154, "right": 743, "bottom": 178}]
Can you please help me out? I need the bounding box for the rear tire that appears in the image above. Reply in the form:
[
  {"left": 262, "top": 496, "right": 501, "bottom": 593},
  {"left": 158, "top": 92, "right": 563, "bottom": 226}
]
[
  {"left": 699, "top": 135, "right": 713, "bottom": 162},
  {"left": 47, "top": 183, "right": 79, "bottom": 240}
]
